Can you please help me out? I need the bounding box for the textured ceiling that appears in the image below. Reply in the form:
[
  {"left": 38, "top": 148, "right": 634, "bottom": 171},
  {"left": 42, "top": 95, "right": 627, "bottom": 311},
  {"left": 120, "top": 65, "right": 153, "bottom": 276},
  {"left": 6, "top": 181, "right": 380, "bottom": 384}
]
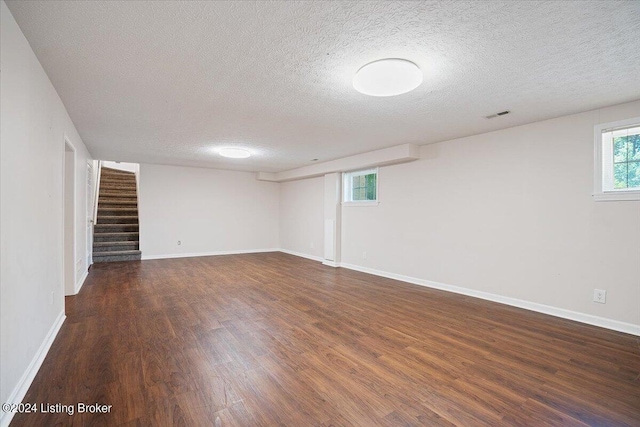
[{"left": 6, "top": 0, "right": 640, "bottom": 172}]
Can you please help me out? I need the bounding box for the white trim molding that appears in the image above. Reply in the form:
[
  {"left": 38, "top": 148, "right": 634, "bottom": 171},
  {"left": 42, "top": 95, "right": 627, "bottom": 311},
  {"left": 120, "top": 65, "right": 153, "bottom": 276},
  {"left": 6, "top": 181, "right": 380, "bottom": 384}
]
[
  {"left": 338, "top": 262, "right": 640, "bottom": 336},
  {"left": 342, "top": 201, "right": 380, "bottom": 207},
  {"left": 322, "top": 260, "right": 340, "bottom": 268},
  {"left": 593, "top": 117, "right": 640, "bottom": 202},
  {"left": 592, "top": 191, "right": 640, "bottom": 202},
  {"left": 279, "top": 249, "right": 323, "bottom": 262},
  {"left": 75, "top": 269, "right": 89, "bottom": 294},
  {"left": 62, "top": 135, "right": 77, "bottom": 297},
  {"left": 343, "top": 167, "right": 379, "bottom": 204},
  {"left": 0, "top": 311, "right": 66, "bottom": 427},
  {"left": 141, "top": 248, "right": 279, "bottom": 261}
]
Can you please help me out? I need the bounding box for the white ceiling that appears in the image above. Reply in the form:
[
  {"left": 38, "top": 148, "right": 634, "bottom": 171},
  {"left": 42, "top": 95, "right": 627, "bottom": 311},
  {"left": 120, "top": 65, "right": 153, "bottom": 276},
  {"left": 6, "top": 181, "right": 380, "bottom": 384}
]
[{"left": 6, "top": 1, "right": 640, "bottom": 173}]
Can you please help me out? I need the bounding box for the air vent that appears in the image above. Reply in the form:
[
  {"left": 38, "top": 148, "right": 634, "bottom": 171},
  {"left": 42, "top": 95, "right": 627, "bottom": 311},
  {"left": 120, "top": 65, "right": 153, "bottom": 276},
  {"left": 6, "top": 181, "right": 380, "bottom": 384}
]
[{"left": 485, "top": 110, "right": 510, "bottom": 119}]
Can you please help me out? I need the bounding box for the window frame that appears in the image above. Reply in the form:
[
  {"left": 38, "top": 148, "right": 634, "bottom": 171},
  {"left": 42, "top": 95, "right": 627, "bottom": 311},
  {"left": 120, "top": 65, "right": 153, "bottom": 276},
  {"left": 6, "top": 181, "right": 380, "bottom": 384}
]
[
  {"left": 593, "top": 117, "right": 640, "bottom": 202},
  {"left": 342, "top": 168, "right": 379, "bottom": 206}
]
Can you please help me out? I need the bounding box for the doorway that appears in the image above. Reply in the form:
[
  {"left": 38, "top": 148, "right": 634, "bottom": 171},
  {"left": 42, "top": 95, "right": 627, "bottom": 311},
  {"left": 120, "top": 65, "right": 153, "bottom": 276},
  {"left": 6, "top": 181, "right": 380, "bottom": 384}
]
[{"left": 64, "top": 138, "right": 76, "bottom": 296}]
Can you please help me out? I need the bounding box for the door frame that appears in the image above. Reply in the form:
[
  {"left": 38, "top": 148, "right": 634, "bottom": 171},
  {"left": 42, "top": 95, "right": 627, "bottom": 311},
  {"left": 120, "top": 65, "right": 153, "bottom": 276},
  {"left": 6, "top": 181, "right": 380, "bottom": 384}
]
[
  {"left": 86, "top": 160, "right": 94, "bottom": 267},
  {"left": 63, "top": 136, "right": 77, "bottom": 296}
]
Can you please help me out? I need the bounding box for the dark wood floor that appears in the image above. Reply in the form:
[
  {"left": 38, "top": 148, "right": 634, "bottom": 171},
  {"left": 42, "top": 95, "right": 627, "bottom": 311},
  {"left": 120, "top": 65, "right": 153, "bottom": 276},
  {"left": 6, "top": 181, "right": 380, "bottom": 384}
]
[{"left": 12, "top": 253, "right": 640, "bottom": 426}]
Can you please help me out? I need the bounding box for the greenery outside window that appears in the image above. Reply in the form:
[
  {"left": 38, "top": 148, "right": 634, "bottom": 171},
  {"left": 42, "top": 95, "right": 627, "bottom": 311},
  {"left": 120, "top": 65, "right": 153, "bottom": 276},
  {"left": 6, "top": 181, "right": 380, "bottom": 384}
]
[
  {"left": 594, "top": 118, "right": 640, "bottom": 201},
  {"left": 343, "top": 168, "right": 378, "bottom": 205}
]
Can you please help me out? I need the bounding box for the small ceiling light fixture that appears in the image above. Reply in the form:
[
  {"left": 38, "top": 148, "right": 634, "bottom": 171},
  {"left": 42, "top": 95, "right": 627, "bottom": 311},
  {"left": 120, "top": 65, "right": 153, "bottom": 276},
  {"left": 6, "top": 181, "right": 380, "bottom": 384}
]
[
  {"left": 219, "top": 148, "right": 251, "bottom": 159},
  {"left": 353, "top": 58, "right": 423, "bottom": 97}
]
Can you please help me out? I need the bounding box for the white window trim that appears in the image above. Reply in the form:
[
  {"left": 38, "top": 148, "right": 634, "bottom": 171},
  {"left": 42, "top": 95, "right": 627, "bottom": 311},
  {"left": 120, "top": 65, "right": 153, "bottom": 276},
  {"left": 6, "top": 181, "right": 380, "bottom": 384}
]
[
  {"left": 342, "top": 168, "right": 379, "bottom": 206},
  {"left": 593, "top": 117, "right": 640, "bottom": 202},
  {"left": 342, "top": 200, "right": 380, "bottom": 207}
]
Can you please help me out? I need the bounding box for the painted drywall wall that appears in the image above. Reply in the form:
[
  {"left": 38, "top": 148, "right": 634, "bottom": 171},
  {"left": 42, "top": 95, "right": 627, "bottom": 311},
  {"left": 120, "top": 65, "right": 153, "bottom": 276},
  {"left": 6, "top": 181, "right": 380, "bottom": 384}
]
[
  {"left": 139, "top": 164, "right": 279, "bottom": 258},
  {"left": 0, "top": 1, "right": 93, "bottom": 422},
  {"left": 279, "top": 176, "right": 325, "bottom": 260},
  {"left": 101, "top": 160, "right": 138, "bottom": 174},
  {"left": 341, "top": 100, "right": 640, "bottom": 328}
]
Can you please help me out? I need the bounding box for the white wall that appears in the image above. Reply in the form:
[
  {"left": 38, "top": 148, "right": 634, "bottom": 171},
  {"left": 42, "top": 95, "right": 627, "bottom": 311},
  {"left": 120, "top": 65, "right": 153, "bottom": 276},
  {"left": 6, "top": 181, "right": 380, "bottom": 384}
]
[
  {"left": 277, "top": 101, "right": 640, "bottom": 332},
  {"left": 340, "top": 100, "right": 640, "bottom": 329},
  {"left": 279, "top": 176, "right": 324, "bottom": 260},
  {"left": 0, "top": 1, "right": 92, "bottom": 422},
  {"left": 139, "top": 164, "right": 279, "bottom": 258},
  {"left": 101, "top": 160, "right": 138, "bottom": 174}
]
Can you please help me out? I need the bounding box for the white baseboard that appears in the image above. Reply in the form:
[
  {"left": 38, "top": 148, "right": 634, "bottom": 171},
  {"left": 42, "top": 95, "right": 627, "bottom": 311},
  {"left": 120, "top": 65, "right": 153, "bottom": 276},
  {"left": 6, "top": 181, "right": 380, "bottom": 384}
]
[
  {"left": 1, "top": 311, "right": 66, "bottom": 427},
  {"left": 141, "top": 248, "right": 279, "bottom": 261},
  {"left": 278, "top": 249, "right": 323, "bottom": 262},
  {"left": 322, "top": 260, "right": 340, "bottom": 268},
  {"left": 74, "top": 269, "right": 88, "bottom": 294},
  {"left": 338, "top": 262, "right": 640, "bottom": 336}
]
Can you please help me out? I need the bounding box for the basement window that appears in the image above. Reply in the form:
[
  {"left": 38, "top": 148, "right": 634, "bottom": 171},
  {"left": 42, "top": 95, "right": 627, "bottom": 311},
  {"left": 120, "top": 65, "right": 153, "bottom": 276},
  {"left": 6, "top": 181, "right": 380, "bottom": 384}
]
[
  {"left": 594, "top": 118, "right": 640, "bottom": 201},
  {"left": 343, "top": 168, "right": 378, "bottom": 206}
]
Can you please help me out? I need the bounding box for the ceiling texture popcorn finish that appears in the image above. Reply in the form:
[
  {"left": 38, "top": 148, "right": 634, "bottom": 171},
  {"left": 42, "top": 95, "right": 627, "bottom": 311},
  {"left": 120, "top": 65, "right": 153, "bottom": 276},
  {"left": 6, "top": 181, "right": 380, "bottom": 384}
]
[{"left": 6, "top": 1, "right": 640, "bottom": 173}]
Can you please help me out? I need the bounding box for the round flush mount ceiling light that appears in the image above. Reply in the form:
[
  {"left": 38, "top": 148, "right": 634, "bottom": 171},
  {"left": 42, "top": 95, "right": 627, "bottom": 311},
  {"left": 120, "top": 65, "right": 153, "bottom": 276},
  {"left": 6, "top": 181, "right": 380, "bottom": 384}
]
[
  {"left": 219, "top": 148, "right": 251, "bottom": 159},
  {"left": 353, "top": 58, "right": 423, "bottom": 97}
]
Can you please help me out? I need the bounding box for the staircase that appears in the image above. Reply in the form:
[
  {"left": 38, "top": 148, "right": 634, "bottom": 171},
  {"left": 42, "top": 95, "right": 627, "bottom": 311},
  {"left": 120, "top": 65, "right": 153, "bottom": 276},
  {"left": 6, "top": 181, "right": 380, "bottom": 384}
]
[{"left": 93, "top": 167, "right": 141, "bottom": 262}]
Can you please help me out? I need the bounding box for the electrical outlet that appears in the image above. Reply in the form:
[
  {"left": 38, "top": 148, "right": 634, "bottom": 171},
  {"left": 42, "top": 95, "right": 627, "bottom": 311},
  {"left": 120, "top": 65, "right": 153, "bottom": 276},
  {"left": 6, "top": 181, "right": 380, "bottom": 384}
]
[
  {"left": 310, "top": 242, "right": 314, "bottom": 249},
  {"left": 362, "top": 251, "right": 367, "bottom": 259},
  {"left": 177, "top": 240, "right": 181, "bottom": 246},
  {"left": 593, "top": 289, "right": 606, "bottom": 304}
]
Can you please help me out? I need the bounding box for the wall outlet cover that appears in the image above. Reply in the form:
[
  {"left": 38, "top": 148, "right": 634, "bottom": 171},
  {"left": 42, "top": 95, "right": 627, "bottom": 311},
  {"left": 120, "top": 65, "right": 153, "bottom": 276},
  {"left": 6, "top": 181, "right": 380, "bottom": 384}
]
[{"left": 593, "top": 289, "right": 606, "bottom": 304}]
